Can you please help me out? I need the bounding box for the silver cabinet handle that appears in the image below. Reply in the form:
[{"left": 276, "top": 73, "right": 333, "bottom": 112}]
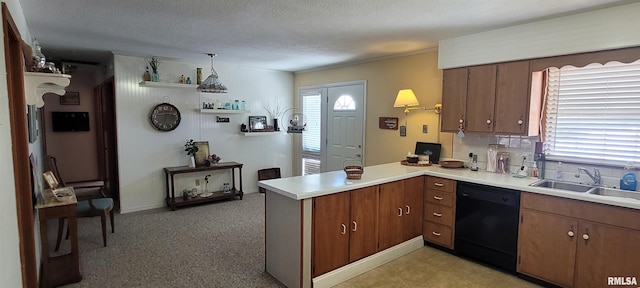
[
  {"left": 434, "top": 183, "right": 444, "bottom": 187},
  {"left": 341, "top": 224, "right": 346, "bottom": 235},
  {"left": 432, "top": 231, "right": 441, "bottom": 237},
  {"left": 405, "top": 205, "right": 410, "bottom": 215},
  {"left": 352, "top": 221, "right": 357, "bottom": 232},
  {"left": 433, "top": 196, "right": 443, "bottom": 200},
  {"left": 433, "top": 212, "right": 442, "bottom": 217},
  {"left": 398, "top": 208, "right": 403, "bottom": 216}
]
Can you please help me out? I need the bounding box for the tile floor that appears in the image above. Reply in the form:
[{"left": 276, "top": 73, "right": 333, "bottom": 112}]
[{"left": 334, "top": 246, "right": 541, "bottom": 288}]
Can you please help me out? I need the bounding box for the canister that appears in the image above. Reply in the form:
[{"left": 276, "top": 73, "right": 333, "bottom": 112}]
[{"left": 497, "top": 152, "right": 510, "bottom": 174}]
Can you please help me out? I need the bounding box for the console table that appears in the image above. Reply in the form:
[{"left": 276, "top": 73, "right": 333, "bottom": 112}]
[
  {"left": 164, "top": 162, "right": 244, "bottom": 210},
  {"left": 36, "top": 188, "right": 82, "bottom": 288}
]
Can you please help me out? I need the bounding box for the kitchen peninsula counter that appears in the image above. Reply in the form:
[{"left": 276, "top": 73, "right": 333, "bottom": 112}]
[{"left": 258, "top": 162, "right": 640, "bottom": 288}]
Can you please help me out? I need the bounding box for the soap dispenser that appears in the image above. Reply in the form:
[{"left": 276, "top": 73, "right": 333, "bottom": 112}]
[{"left": 620, "top": 162, "right": 637, "bottom": 191}]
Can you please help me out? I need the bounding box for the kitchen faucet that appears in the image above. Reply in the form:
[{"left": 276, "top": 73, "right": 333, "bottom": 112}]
[{"left": 576, "top": 167, "right": 601, "bottom": 185}]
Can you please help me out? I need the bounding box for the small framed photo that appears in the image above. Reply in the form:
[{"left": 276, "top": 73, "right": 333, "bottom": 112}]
[
  {"left": 379, "top": 117, "right": 399, "bottom": 130},
  {"left": 60, "top": 91, "right": 80, "bottom": 105},
  {"left": 43, "top": 171, "right": 59, "bottom": 189},
  {"left": 248, "top": 116, "right": 267, "bottom": 131}
]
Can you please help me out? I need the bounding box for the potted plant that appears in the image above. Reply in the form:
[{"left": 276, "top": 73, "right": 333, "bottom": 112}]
[
  {"left": 147, "top": 56, "right": 159, "bottom": 82},
  {"left": 184, "top": 139, "right": 199, "bottom": 167}
]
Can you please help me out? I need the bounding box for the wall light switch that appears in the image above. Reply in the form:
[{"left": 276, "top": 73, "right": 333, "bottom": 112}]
[
  {"left": 195, "top": 179, "right": 200, "bottom": 186},
  {"left": 422, "top": 124, "right": 428, "bottom": 133},
  {"left": 400, "top": 125, "right": 406, "bottom": 137}
]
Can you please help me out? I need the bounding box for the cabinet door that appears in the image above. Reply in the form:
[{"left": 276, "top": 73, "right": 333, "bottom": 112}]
[
  {"left": 312, "top": 192, "right": 350, "bottom": 277},
  {"left": 441, "top": 68, "right": 468, "bottom": 132},
  {"left": 574, "top": 221, "right": 640, "bottom": 288},
  {"left": 518, "top": 209, "right": 578, "bottom": 288},
  {"left": 494, "top": 61, "right": 531, "bottom": 134},
  {"left": 378, "top": 180, "right": 404, "bottom": 251},
  {"left": 403, "top": 177, "right": 424, "bottom": 241},
  {"left": 349, "top": 186, "right": 379, "bottom": 262},
  {"left": 465, "top": 65, "right": 497, "bottom": 133}
]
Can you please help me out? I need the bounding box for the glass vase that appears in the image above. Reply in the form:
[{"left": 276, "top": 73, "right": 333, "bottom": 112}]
[{"left": 151, "top": 71, "right": 159, "bottom": 82}]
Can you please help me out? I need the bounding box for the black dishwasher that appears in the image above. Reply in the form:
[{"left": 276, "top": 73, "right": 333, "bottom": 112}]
[{"left": 455, "top": 182, "right": 520, "bottom": 273}]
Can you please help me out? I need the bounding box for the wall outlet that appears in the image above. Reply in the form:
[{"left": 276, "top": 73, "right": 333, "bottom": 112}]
[
  {"left": 422, "top": 124, "right": 428, "bottom": 133},
  {"left": 195, "top": 179, "right": 200, "bottom": 186}
]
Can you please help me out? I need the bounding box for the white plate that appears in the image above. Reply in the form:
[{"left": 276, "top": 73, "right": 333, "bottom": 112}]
[{"left": 199, "top": 192, "right": 213, "bottom": 198}]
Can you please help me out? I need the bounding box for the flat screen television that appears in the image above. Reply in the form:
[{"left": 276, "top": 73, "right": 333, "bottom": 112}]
[{"left": 51, "top": 111, "right": 90, "bottom": 132}]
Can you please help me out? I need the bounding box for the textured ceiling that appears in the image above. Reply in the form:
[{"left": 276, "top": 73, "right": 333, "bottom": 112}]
[{"left": 19, "top": 0, "right": 634, "bottom": 72}]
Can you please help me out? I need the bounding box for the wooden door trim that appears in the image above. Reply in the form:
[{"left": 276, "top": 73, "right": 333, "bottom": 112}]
[{"left": 3, "top": 3, "right": 37, "bottom": 287}]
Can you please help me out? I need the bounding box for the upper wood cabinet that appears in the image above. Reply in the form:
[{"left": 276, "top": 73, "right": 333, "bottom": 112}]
[
  {"left": 441, "top": 60, "right": 540, "bottom": 135},
  {"left": 441, "top": 68, "right": 468, "bottom": 132}
]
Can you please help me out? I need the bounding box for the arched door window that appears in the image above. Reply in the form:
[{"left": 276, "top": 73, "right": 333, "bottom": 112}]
[{"left": 333, "top": 95, "right": 356, "bottom": 111}]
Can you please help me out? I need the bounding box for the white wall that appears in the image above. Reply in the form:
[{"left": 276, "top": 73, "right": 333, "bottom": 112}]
[
  {"left": 439, "top": 2, "right": 640, "bottom": 69},
  {"left": 114, "top": 55, "right": 293, "bottom": 213},
  {"left": 0, "top": 1, "right": 32, "bottom": 287}
]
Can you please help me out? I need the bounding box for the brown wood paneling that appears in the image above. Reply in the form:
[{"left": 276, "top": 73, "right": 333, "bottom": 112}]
[
  {"left": 494, "top": 61, "right": 532, "bottom": 134},
  {"left": 423, "top": 221, "right": 453, "bottom": 248},
  {"left": 574, "top": 221, "right": 640, "bottom": 288},
  {"left": 521, "top": 192, "right": 640, "bottom": 230},
  {"left": 403, "top": 177, "right": 424, "bottom": 241},
  {"left": 425, "top": 176, "right": 455, "bottom": 193},
  {"left": 424, "top": 204, "right": 454, "bottom": 226},
  {"left": 312, "top": 192, "right": 350, "bottom": 277},
  {"left": 518, "top": 209, "right": 578, "bottom": 288},
  {"left": 349, "top": 186, "right": 378, "bottom": 262},
  {"left": 466, "top": 64, "right": 497, "bottom": 133},
  {"left": 441, "top": 68, "right": 468, "bottom": 132},
  {"left": 378, "top": 180, "right": 404, "bottom": 251},
  {"left": 425, "top": 189, "right": 454, "bottom": 207}
]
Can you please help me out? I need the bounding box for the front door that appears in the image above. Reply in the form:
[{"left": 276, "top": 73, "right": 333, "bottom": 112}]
[{"left": 326, "top": 82, "right": 365, "bottom": 172}]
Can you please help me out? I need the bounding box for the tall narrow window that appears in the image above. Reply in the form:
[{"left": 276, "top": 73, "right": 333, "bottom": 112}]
[
  {"left": 301, "top": 93, "right": 321, "bottom": 175},
  {"left": 543, "top": 60, "right": 640, "bottom": 166}
]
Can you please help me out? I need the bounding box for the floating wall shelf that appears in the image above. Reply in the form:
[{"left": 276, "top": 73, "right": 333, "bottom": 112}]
[
  {"left": 24, "top": 72, "right": 71, "bottom": 107},
  {"left": 241, "top": 132, "right": 284, "bottom": 136},
  {"left": 199, "top": 109, "right": 251, "bottom": 114},
  {"left": 139, "top": 81, "right": 198, "bottom": 89}
]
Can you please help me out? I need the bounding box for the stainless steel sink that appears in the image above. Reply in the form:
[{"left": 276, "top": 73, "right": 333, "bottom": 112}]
[
  {"left": 529, "top": 179, "right": 594, "bottom": 192},
  {"left": 587, "top": 187, "right": 640, "bottom": 201}
]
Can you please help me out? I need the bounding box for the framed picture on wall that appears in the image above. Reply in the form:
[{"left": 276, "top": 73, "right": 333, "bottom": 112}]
[{"left": 60, "top": 91, "right": 80, "bottom": 105}]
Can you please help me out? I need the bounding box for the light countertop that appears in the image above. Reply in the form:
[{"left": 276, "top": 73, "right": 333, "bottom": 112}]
[{"left": 258, "top": 162, "right": 640, "bottom": 210}]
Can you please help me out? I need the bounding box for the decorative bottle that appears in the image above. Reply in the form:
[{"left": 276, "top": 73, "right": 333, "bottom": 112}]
[
  {"left": 555, "top": 162, "right": 563, "bottom": 181},
  {"left": 620, "top": 162, "right": 637, "bottom": 191},
  {"left": 143, "top": 66, "right": 151, "bottom": 81}
]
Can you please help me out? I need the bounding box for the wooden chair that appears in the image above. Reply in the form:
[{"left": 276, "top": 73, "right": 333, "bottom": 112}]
[
  {"left": 258, "top": 167, "right": 281, "bottom": 193},
  {"left": 46, "top": 154, "right": 115, "bottom": 251}
]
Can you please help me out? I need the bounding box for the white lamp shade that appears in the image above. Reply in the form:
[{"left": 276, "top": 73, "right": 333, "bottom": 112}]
[{"left": 393, "top": 89, "right": 420, "bottom": 107}]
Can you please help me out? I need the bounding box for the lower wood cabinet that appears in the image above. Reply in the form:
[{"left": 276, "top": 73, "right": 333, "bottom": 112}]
[
  {"left": 518, "top": 192, "right": 640, "bottom": 288},
  {"left": 423, "top": 176, "right": 456, "bottom": 249},
  {"left": 312, "top": 186, "right": 378, "bottom": 277},
  {"left": 378, "top": 177, "right": 424, "bottom": 251}
]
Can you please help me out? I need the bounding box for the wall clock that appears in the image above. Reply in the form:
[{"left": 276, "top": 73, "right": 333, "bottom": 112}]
[{"left": 150, "top": 103, "right": 181, "bottom": 131}]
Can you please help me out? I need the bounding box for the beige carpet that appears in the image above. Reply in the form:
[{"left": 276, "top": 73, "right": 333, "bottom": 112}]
[{"left": 52, "top": 193, "right": 284, "bottom": 288}]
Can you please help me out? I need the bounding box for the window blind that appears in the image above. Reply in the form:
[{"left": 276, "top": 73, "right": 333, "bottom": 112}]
[
  {"left": 544, "top": 60, "right": 640, "bottom": 166},
  {"left": 301, "top": 93, "right": 322, "bottom": 175}
]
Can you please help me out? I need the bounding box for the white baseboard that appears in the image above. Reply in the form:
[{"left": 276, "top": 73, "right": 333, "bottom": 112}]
[{"left": 312, "top": 236, "right": 424, "bottom": 288}]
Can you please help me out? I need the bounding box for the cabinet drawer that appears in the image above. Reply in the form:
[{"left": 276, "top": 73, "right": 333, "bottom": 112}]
[
  {"left": 426, "top": 177, "right": 455, "bottom": 193},
  {"left": 425, "top": 189, "right": 454, "bottom": 207},
  {"left": 423, "top": 221, "right": 453, "bottom": 248},
  {"left": 424, "top": 204, "right": 454, "bottom": 226}
]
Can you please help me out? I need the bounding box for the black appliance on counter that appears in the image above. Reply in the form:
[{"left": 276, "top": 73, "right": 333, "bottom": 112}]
[
  {"left": 454, "top": 182, "right": 520, "bottom": 273},
  {"left": 415, "top": 142, "right": 441, "bottom": 164}
]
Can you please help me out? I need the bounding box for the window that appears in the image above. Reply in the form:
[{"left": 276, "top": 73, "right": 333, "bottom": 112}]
[
  {"left": 333, "top": 95, "right": 356, "bottom": 111},
  {"left": 543, "top": 60, "right": 640, "bottom": 166},
  {"left": 301, "top": 93, "right": 322, "bottom": 175}
]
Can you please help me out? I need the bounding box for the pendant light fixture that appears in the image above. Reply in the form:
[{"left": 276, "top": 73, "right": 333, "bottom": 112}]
[{"left": 197, "top": 53, "right": 228, "bottom": 93}]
